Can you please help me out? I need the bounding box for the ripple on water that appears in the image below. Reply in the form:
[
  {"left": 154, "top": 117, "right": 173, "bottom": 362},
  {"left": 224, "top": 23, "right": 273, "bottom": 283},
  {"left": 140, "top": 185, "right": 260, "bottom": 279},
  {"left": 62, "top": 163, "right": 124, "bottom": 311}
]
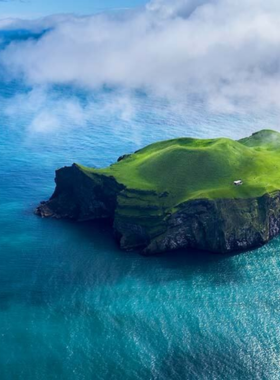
[{"left": 1, "top": 82, "right": 280, "bottom": 379}]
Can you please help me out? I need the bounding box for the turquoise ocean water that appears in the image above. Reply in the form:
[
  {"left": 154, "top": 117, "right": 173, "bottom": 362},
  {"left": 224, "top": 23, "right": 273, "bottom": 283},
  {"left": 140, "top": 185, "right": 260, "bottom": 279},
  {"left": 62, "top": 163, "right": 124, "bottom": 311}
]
[{"left": 1, "top": 31, "right": 280, "bottom": 380}]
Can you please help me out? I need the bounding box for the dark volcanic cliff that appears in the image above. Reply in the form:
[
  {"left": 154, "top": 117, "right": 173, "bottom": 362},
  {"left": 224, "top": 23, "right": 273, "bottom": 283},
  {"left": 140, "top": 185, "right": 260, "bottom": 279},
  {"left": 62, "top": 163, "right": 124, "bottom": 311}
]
[{"left": 36, "top": 163, "right": 280, "bottom": 255}]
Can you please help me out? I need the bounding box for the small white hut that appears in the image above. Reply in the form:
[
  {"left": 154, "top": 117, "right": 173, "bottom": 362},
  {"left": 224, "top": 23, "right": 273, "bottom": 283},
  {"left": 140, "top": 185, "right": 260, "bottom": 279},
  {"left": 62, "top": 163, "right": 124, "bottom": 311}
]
[{"left": 234, "top": 180, "right": 243, "bottom": 186}]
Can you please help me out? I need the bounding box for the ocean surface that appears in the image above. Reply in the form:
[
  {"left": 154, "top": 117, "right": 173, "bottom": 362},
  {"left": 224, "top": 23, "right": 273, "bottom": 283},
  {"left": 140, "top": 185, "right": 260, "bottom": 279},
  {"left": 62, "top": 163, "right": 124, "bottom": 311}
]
[{"left": 1, "top": 34, "right": 280, "bottom": 380}]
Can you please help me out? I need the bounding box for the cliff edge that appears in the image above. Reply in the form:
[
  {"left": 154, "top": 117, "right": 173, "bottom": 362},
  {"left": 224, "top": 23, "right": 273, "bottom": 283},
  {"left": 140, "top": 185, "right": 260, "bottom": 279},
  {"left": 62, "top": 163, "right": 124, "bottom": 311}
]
[{"left": 36, "top": 130, "right": 280, "bottom": 254}]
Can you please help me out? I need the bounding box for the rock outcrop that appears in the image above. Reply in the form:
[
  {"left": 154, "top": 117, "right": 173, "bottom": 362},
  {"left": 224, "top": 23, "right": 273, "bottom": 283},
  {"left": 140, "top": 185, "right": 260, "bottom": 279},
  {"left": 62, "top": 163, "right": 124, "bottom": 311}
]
[{"left": 36, "top": 163, "right": 280, "bottom": 255}]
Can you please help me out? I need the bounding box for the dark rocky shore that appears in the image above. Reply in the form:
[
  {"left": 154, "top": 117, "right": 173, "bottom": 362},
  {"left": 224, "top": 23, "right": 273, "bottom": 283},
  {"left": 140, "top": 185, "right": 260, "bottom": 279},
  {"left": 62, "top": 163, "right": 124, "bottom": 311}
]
[{"left": 36, "top": 163, "right": 280, "bottom": 255}]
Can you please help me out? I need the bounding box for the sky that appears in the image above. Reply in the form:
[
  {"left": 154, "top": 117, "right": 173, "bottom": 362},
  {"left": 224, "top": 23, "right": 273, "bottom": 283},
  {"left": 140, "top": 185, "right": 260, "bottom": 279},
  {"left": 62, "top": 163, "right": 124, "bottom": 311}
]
[{"left": 0, "top": 0, "right": 147, "bottom": 18}]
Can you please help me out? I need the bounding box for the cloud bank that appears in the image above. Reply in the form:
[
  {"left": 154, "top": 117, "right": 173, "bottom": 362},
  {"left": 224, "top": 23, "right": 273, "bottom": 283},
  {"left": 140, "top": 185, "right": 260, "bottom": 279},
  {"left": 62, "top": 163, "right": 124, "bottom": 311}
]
[{"left": 1, "top": 0, "right": 280, "bottom": 115}]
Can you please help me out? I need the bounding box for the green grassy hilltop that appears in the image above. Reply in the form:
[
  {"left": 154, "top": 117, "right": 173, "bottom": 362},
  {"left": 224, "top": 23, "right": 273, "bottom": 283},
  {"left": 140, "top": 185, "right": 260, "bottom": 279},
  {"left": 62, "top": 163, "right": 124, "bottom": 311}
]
[
  {"left": 37, "top": 129, "right": 280, "bottom": 254},
  {"left": 78, "top": 129, "right": 280, "bottom": 206}
]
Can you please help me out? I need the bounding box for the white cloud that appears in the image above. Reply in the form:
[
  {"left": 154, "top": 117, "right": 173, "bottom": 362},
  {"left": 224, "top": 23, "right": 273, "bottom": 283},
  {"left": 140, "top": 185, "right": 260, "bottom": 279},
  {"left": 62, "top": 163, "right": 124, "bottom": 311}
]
[
  {"left": 2, "top": 86, "right": 138, "bottom": 134},
  {"left": 1, "top": 0, "right": 280, "bottom": 115}
]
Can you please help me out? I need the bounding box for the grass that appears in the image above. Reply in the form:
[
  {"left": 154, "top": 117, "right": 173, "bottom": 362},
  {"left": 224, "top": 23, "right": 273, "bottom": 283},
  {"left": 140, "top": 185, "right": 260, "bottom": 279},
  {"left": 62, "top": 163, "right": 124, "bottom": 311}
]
[{"left": 78, "top": 129, "right": 280, "bottom": 206}]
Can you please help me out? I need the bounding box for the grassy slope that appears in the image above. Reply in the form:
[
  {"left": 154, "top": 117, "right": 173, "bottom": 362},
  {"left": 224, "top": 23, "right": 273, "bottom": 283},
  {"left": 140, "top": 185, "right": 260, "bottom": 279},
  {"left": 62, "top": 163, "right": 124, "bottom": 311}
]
[{"left": 78, "top": 130, "right": 280, "bottom": 206}]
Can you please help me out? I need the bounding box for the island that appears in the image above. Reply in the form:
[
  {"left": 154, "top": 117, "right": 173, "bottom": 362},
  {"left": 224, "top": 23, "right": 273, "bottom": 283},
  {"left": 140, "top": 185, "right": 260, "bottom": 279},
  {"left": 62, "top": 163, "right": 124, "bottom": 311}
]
[{"left": 36, "top": 130, "right": 280, "bottom": 255}]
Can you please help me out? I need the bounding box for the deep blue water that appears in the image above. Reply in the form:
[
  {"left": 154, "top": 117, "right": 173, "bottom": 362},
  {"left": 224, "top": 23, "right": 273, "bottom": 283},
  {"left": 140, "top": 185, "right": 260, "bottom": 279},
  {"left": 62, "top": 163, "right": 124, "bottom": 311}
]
[{"left": 1, "top": 77, "right": 280, "bottom": 379}]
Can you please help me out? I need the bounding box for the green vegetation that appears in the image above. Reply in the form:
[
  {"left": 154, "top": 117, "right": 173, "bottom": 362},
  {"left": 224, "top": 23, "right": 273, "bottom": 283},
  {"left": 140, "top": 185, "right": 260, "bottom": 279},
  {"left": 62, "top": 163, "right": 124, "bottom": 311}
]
[
  {"left": 38, "top": 129, "right": 280, "bottom": 253},
  {"left": 78, "top": 130, "right": 280, "bottom": 207}
]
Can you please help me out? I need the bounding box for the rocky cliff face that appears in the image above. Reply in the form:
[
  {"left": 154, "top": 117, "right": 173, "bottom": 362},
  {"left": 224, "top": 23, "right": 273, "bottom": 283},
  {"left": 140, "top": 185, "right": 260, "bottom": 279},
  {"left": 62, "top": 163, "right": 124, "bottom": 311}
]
[
  {"left": 36, "top": 164, "right": 280, "bottom": 255},
  {"left": 36, "top": 164, "right": 125, "bottom": 221}
]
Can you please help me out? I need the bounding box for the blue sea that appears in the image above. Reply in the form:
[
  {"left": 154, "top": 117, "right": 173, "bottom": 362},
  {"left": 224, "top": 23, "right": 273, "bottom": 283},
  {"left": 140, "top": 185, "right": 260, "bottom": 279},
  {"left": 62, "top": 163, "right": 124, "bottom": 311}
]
[{"left": 1, "top": 33, "right": 280, "bottom": 380}]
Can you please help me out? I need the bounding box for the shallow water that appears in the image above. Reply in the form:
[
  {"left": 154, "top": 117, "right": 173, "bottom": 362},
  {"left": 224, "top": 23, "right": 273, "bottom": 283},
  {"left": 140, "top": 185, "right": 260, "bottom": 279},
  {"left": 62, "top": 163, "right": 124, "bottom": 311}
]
[{"left": 1, "top": 49, "right": 280, "bottom": 379}]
